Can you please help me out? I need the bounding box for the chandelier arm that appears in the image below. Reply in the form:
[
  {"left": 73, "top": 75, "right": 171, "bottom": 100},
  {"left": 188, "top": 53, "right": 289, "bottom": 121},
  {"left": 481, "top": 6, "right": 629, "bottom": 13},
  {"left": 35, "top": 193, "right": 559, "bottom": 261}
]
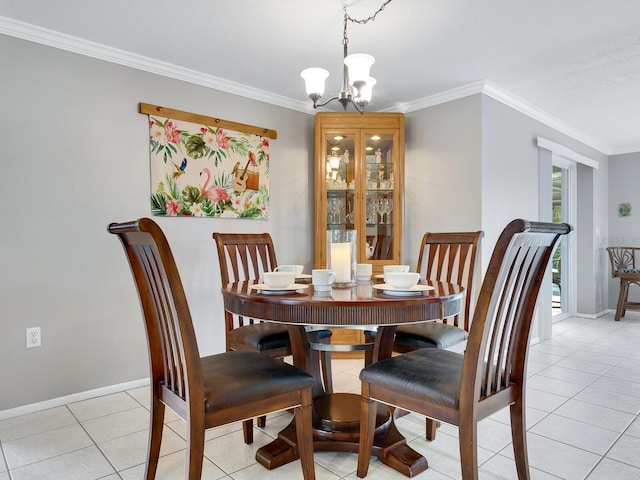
[{"left": 313, "top": 96, "right": 340, "bottom": 109}]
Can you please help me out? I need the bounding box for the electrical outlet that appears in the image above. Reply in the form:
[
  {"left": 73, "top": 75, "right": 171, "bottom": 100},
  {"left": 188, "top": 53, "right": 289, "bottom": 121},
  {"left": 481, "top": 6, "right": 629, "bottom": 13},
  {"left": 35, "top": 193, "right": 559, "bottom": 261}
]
[{"left": 26, "top": 327, "right": 41, "bottom": 348}]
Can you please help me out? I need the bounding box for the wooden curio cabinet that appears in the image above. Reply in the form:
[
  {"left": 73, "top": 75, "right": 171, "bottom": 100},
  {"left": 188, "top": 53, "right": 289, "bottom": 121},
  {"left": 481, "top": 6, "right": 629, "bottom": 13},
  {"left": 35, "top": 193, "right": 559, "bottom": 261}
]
[{"left": 314, "top": 112, "right": 405, "bottom": 274}]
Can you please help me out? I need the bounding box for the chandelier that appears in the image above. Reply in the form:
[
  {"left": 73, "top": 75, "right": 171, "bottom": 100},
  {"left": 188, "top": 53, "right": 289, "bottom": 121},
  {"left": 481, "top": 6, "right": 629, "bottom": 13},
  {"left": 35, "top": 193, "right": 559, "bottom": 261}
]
[{"left": 300, "top": 0, "right": 393, "bottom": 114}]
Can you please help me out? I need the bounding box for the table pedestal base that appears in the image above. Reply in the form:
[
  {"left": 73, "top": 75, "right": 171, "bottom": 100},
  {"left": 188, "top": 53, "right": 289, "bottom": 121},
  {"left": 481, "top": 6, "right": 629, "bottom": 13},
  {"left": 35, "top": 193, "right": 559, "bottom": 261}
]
[{"left": 256, "top": 393, "right": 428, "bottom": 477}]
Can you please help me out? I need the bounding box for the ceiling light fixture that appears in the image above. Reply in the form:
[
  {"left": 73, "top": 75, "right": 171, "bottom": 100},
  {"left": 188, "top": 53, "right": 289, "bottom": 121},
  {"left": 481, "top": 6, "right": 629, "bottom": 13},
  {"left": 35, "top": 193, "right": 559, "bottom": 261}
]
[{"left": 300, "top": 0, "right": 393, "bottom": 114}]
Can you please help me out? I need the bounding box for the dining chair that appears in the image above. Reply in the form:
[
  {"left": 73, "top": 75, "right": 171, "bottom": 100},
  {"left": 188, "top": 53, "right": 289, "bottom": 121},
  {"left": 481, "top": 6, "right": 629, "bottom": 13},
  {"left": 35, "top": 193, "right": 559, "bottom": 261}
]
[
  {"left": 392, "top": 230, "right": 483, "bottom": 440},
  {"left": 394, "top": 230, "right": 484, "bottom": 353},
  {"left": 108, "top": 218, "right": 316, "bottom": 480},
  {"left": 357, "top": 219, "right": 571, "bottom": 480},
  {"left": 212, "top": 232, "right": 333, "bottom": 398},
  {"left": 606, "top": 246, "right": 640, "bottom": 321}
]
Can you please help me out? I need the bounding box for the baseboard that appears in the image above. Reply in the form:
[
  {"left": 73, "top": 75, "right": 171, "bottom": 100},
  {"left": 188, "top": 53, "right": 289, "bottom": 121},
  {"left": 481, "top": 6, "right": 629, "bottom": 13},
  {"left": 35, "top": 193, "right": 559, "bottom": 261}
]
[
  {"left": 574, "top": 310, "right": 612, "bottom": 319},
  {"left": 0, "top": 378, "right": 150, "bottom": 421}
]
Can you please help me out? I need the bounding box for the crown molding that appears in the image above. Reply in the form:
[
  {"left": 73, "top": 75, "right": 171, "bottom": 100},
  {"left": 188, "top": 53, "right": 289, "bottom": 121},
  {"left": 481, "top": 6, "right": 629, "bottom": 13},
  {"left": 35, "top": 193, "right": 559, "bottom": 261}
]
[
  {"left": 0, "top": 15, "right": 312, "bottom": 114},
  {"left": 400, "top": 80, "right": 612, "bottom": 156},
  {"left": 0, "top": 15, "right": 619, "bottom": 155}
]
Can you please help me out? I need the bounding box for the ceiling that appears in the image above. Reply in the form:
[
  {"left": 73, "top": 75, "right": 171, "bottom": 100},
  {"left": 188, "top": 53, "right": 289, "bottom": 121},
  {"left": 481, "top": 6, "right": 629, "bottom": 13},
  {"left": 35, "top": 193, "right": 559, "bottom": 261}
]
[{"left": 2, "top": 0, "right": 639, "bottom": 155}]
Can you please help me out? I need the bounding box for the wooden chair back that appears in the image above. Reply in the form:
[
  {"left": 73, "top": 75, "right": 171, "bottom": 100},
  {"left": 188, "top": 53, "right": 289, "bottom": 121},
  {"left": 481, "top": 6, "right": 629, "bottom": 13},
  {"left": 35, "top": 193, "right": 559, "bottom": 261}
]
[
  {"left": 416, "top": 231, "right": 483, "bottom": 331},
  {"left": 607, "top": 246, "right": 640, "bottom": 278},
  {"left": 463, "top": 220, "right": 570, "bottom": 412},
  {"left": 108, "top": 218, "right": 203, "bottom": 420},
  {"left": 606, "top": 246, "right": 640, "bottom": 320},
  {"left": 213, "top": 232, "right": 278, "bottom": 350}
]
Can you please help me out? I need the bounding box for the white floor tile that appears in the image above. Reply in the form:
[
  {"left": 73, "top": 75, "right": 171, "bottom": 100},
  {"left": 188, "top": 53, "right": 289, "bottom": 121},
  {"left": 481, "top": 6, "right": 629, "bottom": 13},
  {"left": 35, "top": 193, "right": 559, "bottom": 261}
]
[
  {"left": 231, "top": 458, "right": 339, "bottom": 480},
  {"left": 553, "top": 398, "right": 635, "bottom": 432},
  {"left": 605, "top": 434, "right": 640, "bottom": 468},
  {"left": 568, "top": 349, "right": 623, "bottom": 366},
  {"left": 479, "top": 453, "right": 561, "bottom": 480},
  {"left": 553, "top": 356, "right": 614, "bottom": 375},
  {"left": 527, "top": 374, "right": 587, "bottom": 398},
  {"left": 119, "top": 448, "right": 225, "bottom": 480},
  {"left": 590, "top": 376, "right": 640, "bottom": 399},
  {"left": 573, "top": 386, "right": 640, "bottom": 414},
  {"left": 408, "top": 430, "right": 493, "bottom": 479},
  {"left": 81, "top": 406, "right": 149, "bottom": 444},
  {"left": 0, "top": 407, "right": 77, "bottom": 443},
  {"left": 9, "top": 445, "right": 114, "bottom": 480},
  {"left": 98, "top": 426, "right": 185, "bottom": 472},
  {"left": 3, "top": 424, "right": 93, "bottom": 469},
  {"left": 587, "top": 457, "right": 640, "bottom": 479},
  {"left": 314, "top": 449, "right": 361, "bottom": 478},
  {"left": 623, "top": 414, "right": 640, "bottom": 438},
  {"left": 501, "top": 432, "right": 600, "bottom": 480},
  {"left": 68, "top": 392, "right": 140, "bottom": 422},
  {"left": 202, "top": 428, "right": 272, "bottom": 474},
  {"left": 604, "top": 365, "right": 640, "bottom": 384},
  {"left": 529, "top": 414, "right": 619, "bottom": 455},
  {"left": 535, "top": 364, "right": 600, "bottom": 386},
  {"left": 525, "top": 388, "right": 570, "bottom": 412}
]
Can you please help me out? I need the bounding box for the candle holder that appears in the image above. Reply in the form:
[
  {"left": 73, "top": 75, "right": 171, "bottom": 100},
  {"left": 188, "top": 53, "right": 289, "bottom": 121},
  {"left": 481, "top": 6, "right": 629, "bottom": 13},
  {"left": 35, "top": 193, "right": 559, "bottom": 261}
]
[{"left": 327, "top": 229, "right": 356, "bottom": 288}]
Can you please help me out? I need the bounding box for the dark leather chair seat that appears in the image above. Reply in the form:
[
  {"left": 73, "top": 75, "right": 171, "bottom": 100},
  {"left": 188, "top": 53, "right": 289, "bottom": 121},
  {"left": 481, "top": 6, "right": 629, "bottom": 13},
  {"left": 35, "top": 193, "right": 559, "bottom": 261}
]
[
  {"left": 203, "top": 350, "right": 314, "bottom": 412},
  {"left": 394, "top": 323, "right": 468, "bottom": 350},
  {"left": 229, "top": 323, "right": 331, "bottom": 352},
  {"left": 360, "top": 348, "right": 463, "bottom": 410}
]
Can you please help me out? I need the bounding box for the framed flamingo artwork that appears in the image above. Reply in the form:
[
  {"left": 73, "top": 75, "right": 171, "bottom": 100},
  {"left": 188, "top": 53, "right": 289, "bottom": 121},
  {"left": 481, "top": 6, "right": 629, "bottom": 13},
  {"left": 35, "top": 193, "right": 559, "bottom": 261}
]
[{"left": 140, "top": 103, "right": 276, "bottom": 219}]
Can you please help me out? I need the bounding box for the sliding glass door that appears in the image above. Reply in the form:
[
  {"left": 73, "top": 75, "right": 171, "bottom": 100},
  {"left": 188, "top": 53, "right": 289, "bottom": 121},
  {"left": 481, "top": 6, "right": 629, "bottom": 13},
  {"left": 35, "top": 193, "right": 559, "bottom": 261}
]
[{"left": 551, "top": 159, "right": 575, "bottom": 319}]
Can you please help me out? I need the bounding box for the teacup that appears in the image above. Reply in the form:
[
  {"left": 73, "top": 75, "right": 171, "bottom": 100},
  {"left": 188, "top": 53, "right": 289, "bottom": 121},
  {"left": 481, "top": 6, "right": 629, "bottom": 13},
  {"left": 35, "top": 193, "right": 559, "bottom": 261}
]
[
  {"left": 383, "top": 264, "right": 411, "bottom": 274},
  {"left": 312, "top": 269, "right": 336, "bottom": 292},
  {"left": 356, "top": 263, "right": 373, "bottom": 280},
  {"left": 384, "top": 272, "right": 420, "bottom": 289},
  {"left": 262, "top": 271, "right": 296, "bottom": 289},
  {"left": 275, "top": 264, "right": 304, "bottom": 275}
]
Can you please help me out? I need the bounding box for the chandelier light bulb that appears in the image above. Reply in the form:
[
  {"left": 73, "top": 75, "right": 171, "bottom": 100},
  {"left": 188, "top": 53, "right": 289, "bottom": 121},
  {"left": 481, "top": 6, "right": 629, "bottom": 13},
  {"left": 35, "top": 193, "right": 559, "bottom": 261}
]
[
  {"left": 356, "top": 77, "right": 377, "bottom": 105},
  {"left": 301, "top": 68, "right": 330, "bottom": 98},
  {"left": 344, "top": 54, "right": 375, "bottom": 87}
]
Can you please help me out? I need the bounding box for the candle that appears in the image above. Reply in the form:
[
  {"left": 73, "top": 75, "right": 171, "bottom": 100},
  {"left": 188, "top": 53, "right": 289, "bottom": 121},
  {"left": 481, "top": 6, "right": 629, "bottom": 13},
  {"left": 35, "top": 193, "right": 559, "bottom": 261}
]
[{"left": 331, "top": 242, "right": 352, "bottom": 283}]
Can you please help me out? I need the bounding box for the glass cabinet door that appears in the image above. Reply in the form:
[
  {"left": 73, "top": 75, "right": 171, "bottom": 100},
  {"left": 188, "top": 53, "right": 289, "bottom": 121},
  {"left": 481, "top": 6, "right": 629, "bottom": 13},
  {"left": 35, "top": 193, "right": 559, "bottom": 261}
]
[{"left": 363, "top": 132, "right": 396, "bottom": 261}]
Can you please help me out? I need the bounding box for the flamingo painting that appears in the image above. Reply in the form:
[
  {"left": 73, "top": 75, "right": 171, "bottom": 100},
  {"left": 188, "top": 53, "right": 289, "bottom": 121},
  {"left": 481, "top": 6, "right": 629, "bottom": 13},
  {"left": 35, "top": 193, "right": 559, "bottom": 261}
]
[{"left": 200, "top": 168, "right": 214, "bottom": 200}]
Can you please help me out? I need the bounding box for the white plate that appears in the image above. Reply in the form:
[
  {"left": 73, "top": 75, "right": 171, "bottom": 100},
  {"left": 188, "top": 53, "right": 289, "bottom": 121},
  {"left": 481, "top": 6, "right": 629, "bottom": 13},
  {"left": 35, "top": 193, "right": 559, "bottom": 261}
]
[
  {"left": 251, "top": 283, "right": 309, "bottom": 294},
  {"left": 296, "top": 273, "right": 312, "bottom": 280},
  {"left": 372, "top": 284, "right": 434, "bottom": 296},
  {"left": 374, "top": 274, "right": 386, "bottom": 279}
]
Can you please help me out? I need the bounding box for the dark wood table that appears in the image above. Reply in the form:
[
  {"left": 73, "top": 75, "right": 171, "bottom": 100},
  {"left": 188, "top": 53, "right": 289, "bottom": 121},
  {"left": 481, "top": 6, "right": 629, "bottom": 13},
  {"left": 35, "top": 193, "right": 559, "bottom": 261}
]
[{"left": 221, "top": 279, "right": 464, "bottom": 477}]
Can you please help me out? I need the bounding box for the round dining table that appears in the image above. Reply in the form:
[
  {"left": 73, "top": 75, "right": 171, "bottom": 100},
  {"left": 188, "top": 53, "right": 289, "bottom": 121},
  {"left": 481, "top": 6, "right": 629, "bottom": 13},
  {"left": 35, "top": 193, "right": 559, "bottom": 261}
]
[{"left": 220, "top": 278, "right": 464, "bottom": 477}]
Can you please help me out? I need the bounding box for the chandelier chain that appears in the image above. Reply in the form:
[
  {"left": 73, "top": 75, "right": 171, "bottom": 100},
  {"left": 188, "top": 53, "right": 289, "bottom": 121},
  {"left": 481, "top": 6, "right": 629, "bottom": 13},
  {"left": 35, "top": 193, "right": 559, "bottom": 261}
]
[{"left": 345, "top": 0, "right": 393, "bottom": 25}]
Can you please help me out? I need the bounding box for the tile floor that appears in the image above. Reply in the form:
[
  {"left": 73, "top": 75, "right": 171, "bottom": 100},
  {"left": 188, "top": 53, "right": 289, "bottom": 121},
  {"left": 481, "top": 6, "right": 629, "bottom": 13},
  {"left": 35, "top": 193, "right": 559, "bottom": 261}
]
[{"left": 3, "top": 313, "right": 640, "bottom": 479}]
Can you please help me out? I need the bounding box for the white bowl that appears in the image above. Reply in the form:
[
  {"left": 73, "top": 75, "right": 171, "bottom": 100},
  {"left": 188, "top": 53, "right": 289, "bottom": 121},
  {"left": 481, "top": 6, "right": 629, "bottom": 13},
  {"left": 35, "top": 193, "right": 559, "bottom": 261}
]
[
  {"left": 262, "top": 271, "right": 296, "bottom": 288},
  {"left": 384, "top": 272, "right": 420, "bottom": 289},
  {"left": 383, "top": 265, "right": 411, "bottom": 274},
  {"left": 275, "top": 264, "right": 304, "bottom": 275}
]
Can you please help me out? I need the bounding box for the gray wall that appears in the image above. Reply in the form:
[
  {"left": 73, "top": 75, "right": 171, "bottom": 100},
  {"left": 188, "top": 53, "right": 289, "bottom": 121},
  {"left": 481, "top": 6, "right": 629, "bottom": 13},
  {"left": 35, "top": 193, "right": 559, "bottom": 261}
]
[
  {"left": 404, "top": 96, "right": 483, "bottom": 265},
  {"left": 607, "top": 152, "right": 640, "bottom": 306},
  {"left": 481, "top": 96, "right": 610, "bottom": 316},
  {"left": 0, "top": 34, "right": 314, "bottom": 411}
]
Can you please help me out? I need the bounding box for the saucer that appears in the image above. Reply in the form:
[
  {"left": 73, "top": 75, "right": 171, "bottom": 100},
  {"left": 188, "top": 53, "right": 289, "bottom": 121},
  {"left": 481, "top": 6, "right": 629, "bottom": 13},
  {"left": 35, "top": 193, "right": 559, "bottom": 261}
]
[
  {"left": 251, "top": 283, "right": 309, "bottom": 294},
  {"left": 372, "top": 284, "right": 434, "bottom": 296}
]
